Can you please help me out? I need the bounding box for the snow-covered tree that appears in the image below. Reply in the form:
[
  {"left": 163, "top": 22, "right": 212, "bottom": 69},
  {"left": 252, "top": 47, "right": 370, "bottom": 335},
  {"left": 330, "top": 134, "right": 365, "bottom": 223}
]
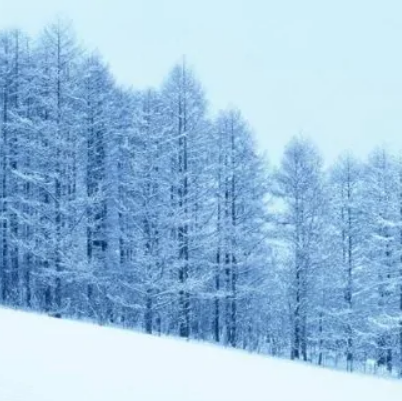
[
  {"left": 327, "top": 154, "right": 365, "bottom": 371},
  {"left": 274, "top": 136, "right": 326, "bottom": 361}
]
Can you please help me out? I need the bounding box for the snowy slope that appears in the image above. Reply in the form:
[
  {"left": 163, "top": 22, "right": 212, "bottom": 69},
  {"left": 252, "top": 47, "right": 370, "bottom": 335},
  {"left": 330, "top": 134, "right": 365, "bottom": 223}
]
[{"left": 0, "top": 308, "right": 401, "bottom": 401}]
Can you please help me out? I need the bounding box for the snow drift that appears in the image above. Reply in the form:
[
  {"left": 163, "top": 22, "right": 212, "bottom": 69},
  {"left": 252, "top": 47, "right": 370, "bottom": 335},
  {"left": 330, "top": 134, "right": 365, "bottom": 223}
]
[{"left": 0, "top": 308, "right": 401, "bottom": 401}]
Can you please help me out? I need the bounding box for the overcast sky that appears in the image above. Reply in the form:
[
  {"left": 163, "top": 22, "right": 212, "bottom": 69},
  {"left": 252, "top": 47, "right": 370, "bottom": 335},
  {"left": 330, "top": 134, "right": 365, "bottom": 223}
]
[{"left": 2, "top": 0, "right": 402, "bottom": 164}]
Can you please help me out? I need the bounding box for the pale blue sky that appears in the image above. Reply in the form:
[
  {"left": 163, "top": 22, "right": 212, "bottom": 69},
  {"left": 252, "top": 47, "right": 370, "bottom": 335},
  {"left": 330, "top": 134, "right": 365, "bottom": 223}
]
[{"left": 2, "top": 0, "right": 402, "bottom": 164}]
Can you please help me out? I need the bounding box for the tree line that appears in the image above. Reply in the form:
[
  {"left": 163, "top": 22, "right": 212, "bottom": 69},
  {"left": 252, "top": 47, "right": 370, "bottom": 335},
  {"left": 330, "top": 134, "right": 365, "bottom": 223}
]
[{"left": 1, "top": 20, "right": 402, "bottom": 377}]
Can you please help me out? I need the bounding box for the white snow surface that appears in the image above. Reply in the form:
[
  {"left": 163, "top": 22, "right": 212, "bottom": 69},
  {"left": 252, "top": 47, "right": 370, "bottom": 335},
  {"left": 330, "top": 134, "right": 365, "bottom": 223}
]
[{"left": 0, "top": 308, "right": 401, "bottom": 401}]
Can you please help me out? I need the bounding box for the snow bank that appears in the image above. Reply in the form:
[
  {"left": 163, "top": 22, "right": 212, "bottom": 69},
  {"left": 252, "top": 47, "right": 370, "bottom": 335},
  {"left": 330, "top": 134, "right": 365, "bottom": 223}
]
[{"left": 0, "top": 308, "right": 401, "bottom": 401}]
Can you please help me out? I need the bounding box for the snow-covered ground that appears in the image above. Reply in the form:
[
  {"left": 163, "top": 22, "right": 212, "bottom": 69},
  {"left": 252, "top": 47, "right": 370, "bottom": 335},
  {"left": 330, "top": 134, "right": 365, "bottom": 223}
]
[{"left": 0, "top": 308, "right": 401, "bottom": 401}]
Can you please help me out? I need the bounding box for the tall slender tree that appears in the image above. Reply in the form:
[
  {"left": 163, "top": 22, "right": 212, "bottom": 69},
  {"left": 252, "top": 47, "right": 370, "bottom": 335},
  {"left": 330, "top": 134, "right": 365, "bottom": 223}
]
[{"left": 275, "top": 136, "right": 325, "bottom": 361}]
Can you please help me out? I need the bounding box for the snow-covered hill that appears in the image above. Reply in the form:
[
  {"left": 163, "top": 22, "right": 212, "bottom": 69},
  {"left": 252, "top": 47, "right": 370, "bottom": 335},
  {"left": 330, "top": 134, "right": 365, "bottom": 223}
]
[{"left": 0, "top": 308, "right": 401, "bottom": 401}]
